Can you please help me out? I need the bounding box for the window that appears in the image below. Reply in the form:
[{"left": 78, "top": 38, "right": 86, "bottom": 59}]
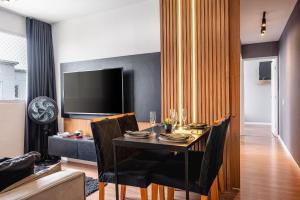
[
  {"left": 0, "top": 81, "right": 2, "bottom": 99},
  {"left": 0, "top": 31, "right": 27, "bottom": 100},
  {"left": 14, "top": 85, "right": 19, "bottom": 98}
]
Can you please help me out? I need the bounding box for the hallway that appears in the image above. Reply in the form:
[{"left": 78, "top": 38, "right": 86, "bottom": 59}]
[{"left": 239, "top": 124, "right": 300, "bottom": 200}]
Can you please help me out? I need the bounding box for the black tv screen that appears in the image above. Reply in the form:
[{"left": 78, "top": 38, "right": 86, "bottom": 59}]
[{"left": 63, "top": 68, "right": 123, "bottom": 115}]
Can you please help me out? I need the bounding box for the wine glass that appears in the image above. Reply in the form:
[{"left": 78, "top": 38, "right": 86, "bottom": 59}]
[
  {"left": 170, "top": 110, "right": 178, "bottom": 133},
  {"left": 150, "top": 111, "right": 156, "bottom": 133},
  {"left": 181, "top": 108, "right": 187, "bottom": 128}
]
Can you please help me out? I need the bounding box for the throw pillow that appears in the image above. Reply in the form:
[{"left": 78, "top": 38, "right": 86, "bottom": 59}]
[{"left": 0, "top": 152, "right": 40, "bottom": 191}]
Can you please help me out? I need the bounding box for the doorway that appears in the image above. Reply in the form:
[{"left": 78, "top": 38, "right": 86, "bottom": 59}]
[{"left": 241, "top": 57, "right": 279, "bottom": 137}]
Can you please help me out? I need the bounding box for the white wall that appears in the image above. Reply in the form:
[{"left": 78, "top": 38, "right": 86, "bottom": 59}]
[
  {"left": 0, "top": 8, "right": 26, "bottom": 36},
  {"left": 244, "top": 59, "right": 272, "bottom": 123},
  {"left": 52, "top": 0, "right": 160, "bottom": 131}
]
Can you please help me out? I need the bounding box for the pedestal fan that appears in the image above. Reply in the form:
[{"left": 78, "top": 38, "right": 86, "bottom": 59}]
[{"left": 28, "top": 96, "right": 58, "bottom": 163}]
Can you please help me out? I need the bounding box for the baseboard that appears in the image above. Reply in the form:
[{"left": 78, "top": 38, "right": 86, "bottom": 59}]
[
  {"left": 244, "top": 122, "right": 271, "bottom": 125},
  {"left": 61, "top": 157, "right": 97, "bottom": 166},
  {"left": 278, "top": 136, "right": 300, "bottom": 168}
]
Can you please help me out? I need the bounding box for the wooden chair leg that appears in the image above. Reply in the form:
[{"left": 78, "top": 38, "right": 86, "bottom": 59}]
[
  {"left": 218, "top": 165, "right": 225, "bottom": 193},
  {"left": 99, "top": 182, "right": 105, "bottom": 200},
  {"left": 200, "top": 195, "right": 208, "bottom": 200},
  {"left": 167, "top": 187, "right": 174, "bottom": 200},
  {"left": 159, "top": 185, "right": 165, "bottom": 200},
  {"left": 152, "top": 184, "right": 158, "bottom": 200},
  {"left": 210, "top": 177, "right": 219, "bottom": 200},
  {"left": 120, "top": 185, "right": 126, "bottom": 200},
  {"left": 140, "top": 188, "right": 148, "bottom": 200}
]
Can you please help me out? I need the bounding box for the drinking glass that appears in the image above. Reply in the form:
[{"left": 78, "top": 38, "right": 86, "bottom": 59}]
[
  {"left": 169, "top": 108, "right": 176, "bottom": 119},
  {"left": 150, "top": 111, "right": 156, "bottom": 133},
  {"left": 181, "top": 108, "right": 187, "bottom": 128}
]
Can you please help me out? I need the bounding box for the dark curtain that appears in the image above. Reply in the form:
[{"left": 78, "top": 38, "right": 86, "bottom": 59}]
[{"left": 25, "top": 18, "right": 58, "bottom": 158}]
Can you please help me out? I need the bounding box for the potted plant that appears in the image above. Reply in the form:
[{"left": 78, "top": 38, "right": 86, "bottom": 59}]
[{"left": 163, "top": 118, "right": 172, "bottom": 133}]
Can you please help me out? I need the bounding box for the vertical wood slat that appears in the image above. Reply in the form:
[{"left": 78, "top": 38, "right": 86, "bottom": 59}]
[
  {"left": 160, "top": 0, "right": 179, "bottom": 120},
  {"left": 229, "top": 0, "right": 241, "bottom": 189},
  {"left": 181, "top": 0, "right": 193, "bottom": 123}
]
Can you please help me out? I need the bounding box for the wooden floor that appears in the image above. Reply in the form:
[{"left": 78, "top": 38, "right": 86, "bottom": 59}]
[{"left": 62, "top": 124, "right": 300, "bottom": 200}]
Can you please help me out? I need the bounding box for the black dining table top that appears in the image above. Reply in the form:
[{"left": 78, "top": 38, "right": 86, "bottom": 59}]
[{"left": 113, "top": 125, "right": 211, "bottom": 151}]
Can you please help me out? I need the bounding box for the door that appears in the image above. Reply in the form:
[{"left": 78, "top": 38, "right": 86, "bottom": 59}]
[{"left": 271, "top": 58, "right": 279, "bottom": 136}]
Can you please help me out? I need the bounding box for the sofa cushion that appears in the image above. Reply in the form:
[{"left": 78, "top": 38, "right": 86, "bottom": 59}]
[
  {"left": 0, "top": 162, "right": 61, "bottom": 193},
  {"left": 0, "top": 152, "right": 40, "bottom": 191}
]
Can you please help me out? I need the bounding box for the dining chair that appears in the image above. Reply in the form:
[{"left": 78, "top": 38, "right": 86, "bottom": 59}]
[
  {"left": 150, "top": 120, "right": 228, "bottom": 200},
  {"left": 91, "top": 118, "right": 158, "bottom": 200},
  {"left": 216, "top": 115, "right": 231, "bottom": 193},
  {"left": 117, "top": 112, "right": 173, "bottom": 199}
]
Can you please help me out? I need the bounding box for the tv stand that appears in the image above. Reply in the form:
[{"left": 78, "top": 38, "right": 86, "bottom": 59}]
[
  {"left": 49, "top": 116, "right": 150, "bottom": 162},
  {"left": 48, "top": 136, "right": 97, "bottom": 162}
]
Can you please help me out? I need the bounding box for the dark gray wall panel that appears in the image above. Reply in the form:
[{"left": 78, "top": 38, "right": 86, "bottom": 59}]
[
  {"left": 279, "top": 0, "right": 300, "bottom": 167},
  {"left": 60, "top": 52, "right": 161, "bottom": 122},
  {"left": 242, "top": 41, "right": 279, "bottom": 59}
]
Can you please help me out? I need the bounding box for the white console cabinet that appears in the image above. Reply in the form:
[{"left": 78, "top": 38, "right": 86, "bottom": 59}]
[{"left": 0, "top": 100, "right": 25, "bottom": 157}]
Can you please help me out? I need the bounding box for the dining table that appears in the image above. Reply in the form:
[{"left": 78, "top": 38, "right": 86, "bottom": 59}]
[{"left": 112, "top": 125, "right": 211, "bottom": 200}]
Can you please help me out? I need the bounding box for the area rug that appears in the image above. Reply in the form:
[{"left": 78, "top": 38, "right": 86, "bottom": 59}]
[
  {"left": 85, "top": 176, "right": 99, "bottom": 196},
  {"left": 35, "top": 164, "right": 100, "bottom": 196}
]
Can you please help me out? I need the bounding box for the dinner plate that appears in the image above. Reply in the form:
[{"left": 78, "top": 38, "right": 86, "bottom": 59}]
[
  {"left": 160, "top": 133, "right": 189, "bottom": 141},
  {"left": 188, "top": 123, "right": 207, "bottom": 129},
  {"left": 158, "top": 136, "right": 192, "bottom": 143},
  {"left": 124, "top": 133, "right": 150, "bottom": 139},
  {"left": 125, "top": 131, "right": 151, "bottom": 137}
]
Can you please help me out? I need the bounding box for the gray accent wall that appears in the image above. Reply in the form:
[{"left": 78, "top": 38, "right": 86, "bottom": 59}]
[
  {"left": 242, "top": 41, "right": 278, "bottom": 59},
  {"left": 60, "top": 52, "right": 161, "bottom": 122},
  {"left": 279, "top": 0, "right": 300, "bottom": 167}
]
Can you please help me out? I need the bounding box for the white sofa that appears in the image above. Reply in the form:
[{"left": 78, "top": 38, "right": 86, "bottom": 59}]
[{"left": 0, "top": 170, "right": 86, "bottom": 200}]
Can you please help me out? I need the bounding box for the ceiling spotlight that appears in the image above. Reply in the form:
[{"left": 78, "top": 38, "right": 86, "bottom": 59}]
[
  {"left": 260, "top": 11, "right": 267, "bottom": 36},
  {"left": 262, "top": 11, "right": 266, "bottom": 27}
]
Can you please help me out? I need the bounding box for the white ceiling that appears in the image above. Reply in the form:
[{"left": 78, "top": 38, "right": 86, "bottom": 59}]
[
  {"left": 0, "top": 0, "right": 146, "bottom": 24},
  {"left": 0, "top": 0, "right": 297, "bottom": 44},
  {"left": 241, "top": 0, "right": 297, "bottom": 44}
]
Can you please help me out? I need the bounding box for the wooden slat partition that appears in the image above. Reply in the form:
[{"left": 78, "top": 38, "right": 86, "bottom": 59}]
[{"left": 160, "top": 0, "right": 240, "bottom": 190}]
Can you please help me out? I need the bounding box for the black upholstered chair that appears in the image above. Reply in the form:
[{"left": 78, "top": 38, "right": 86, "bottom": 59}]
[
  {"left": 150, "top": 119, "right": 230, "bottom": 200},
  {"left": 91, "top": 118, "right": 158, "bottom": 200},
  {"left": 115, "top": 113, "right": 139, "bottom": 134},
  {"left": 216, "top": 115, "right": 231, "bottom": 192}
]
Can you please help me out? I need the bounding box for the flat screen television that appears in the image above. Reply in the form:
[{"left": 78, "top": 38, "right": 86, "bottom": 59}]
[
  {"left": 259, "top": 61, "right": 271, "bottom": 80},
  {"left": 62, "top": 68, "right": 124, "bottom": 117}
]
